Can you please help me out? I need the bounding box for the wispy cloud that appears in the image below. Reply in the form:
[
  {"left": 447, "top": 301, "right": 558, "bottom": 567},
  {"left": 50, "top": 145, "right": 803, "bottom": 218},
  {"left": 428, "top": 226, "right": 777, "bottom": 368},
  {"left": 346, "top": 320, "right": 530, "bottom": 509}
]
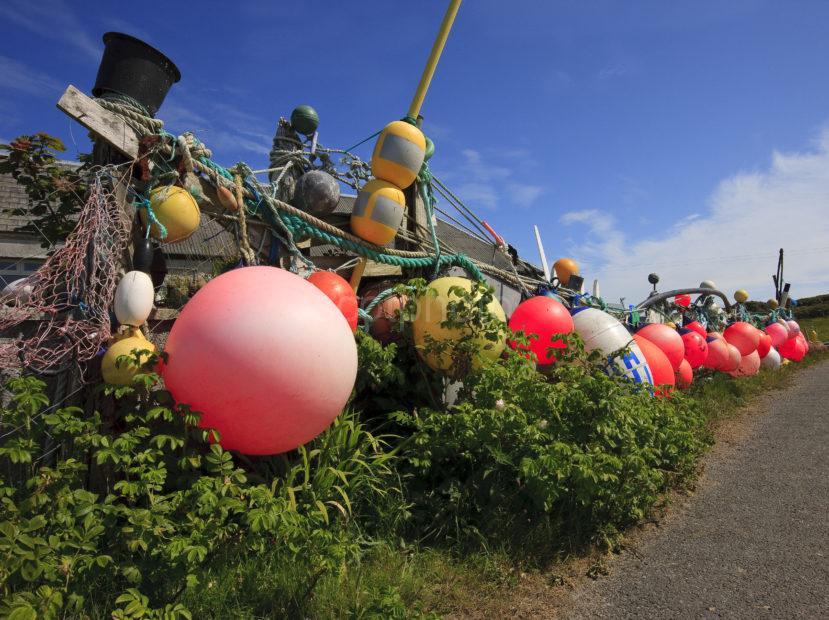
[
  {"left": 442, "top": 148, "right": 545, "bottom": 213},
  {"left": 0, "top": 0, "right": 99, "bottom": 60},
  {"left": 597, "top": 64, "right": 630, "bottom": 80},
  {"left": 560, "top": 126, "right": 829, "bottom": 302},
  {"left": 0, "top": 56, "right": 62, "bottom": 96}
]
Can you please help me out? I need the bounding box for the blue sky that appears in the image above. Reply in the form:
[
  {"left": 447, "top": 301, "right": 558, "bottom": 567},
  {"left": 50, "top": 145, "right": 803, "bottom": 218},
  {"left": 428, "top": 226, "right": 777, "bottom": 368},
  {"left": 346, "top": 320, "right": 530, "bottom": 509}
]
[{"left": 2, "top": 0, "right": 829, "bottom": 302}]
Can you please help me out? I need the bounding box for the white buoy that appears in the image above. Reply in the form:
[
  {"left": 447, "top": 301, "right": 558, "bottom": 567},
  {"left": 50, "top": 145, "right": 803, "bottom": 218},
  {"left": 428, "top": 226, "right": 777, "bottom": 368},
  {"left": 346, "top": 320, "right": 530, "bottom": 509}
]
[
  {"left": 760, "top": 347, "right": 781, "bottom": 371},
  {"left": 114, "top": 271, "right": 154, "bottom": 326},
  {"left": 571, "top": 307, "right": 652, "bottom": 385},
  {"left": 592, "top": 279, "right": 600, "bottom": 298}
]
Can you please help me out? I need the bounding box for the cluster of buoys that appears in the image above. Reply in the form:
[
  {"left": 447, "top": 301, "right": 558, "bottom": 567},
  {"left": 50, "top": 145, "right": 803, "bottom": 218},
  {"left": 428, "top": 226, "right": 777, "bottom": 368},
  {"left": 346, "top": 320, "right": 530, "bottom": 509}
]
[
  {"left": 102, "top": 233, "right": 811, "bottom": 457},
  {"left": 351, "top": 120, "right": 427, "bottom": 246}
]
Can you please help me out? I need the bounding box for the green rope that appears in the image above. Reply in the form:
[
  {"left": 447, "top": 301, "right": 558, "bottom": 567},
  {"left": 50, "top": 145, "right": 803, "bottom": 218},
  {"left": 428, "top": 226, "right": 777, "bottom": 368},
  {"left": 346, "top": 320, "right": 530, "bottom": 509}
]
[
  {"left": 279, "top": 211, "right": 483, "bottom": 280},
  {"left": 417, "top": 164, "right": 442, "bottom": 277}
]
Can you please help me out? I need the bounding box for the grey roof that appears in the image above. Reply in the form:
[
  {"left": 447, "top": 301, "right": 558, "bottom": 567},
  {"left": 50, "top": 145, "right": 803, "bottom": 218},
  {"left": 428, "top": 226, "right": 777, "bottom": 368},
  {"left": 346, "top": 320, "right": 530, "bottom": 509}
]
[{"left": 1, "top": 173, "right": 542, "bottom": 279}]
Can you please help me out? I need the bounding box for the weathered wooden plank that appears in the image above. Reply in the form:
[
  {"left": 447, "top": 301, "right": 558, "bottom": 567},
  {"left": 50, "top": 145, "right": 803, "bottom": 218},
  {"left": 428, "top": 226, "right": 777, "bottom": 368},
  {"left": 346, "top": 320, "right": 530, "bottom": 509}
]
[{"left": 57, "top": 85, "right": 141, "bottom": 158}]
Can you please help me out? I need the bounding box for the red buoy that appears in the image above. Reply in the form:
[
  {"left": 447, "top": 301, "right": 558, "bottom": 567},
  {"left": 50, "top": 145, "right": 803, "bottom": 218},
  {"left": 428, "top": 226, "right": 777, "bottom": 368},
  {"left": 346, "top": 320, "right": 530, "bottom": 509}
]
[
  {"left": 508, "top": 296, "right": 574, "bottom": 364},
  {"left": 637, "top": 323, "right": 685, "bottom": 371},
  {"left": 676, "top": 358, "right": 693, "bottom": 388},
  {"left": 724, "top": 322, "right": 760, "bottom": 356},
  {"left": 634, "top": 334, "right": 675, "bottom": 396},
  {"left": 308, "top": 271, "right": 359, "bottom": 333},
  {"left": 681, "top": 329, "right": 708, "bottom": 369}
]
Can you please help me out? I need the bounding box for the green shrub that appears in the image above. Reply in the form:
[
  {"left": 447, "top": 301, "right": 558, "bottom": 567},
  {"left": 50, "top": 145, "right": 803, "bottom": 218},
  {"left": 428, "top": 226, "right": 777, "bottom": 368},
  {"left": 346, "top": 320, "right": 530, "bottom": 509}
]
[
  {"left": 392, "top": 291, "right": 710, "bottom": 556},
  {"left": 0, "top": 357, "right": 400, "bottom": 618}
]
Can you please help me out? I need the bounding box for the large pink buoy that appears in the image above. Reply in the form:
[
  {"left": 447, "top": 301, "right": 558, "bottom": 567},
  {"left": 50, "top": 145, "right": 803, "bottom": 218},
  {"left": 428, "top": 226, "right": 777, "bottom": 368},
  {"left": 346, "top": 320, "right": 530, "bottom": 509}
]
[
  {"left": 786, "top": 320, "right": 801, "bottom": 337},
  {"left": 163, "top": 266, "right": 358, "bottom": 455},
  {"left": 508, "top": 296, "right": 573, "bottom": 364},
  {"left": 704, "top": 335, "right": 729, "bottom": 370},
  {"left": 637, "top": 323, "right": 685, "bottom": 371},
  {"left": 728, "top": 350, "right": 761, "bottom": 378},
  {"left": 681, "top": 329, "right": 708, "bottom": 369},
  {"left": 721, "top": 343, "right": 742, "bottom": 372},
  {"left": 724, "top": 322, "right": 760, "bottom": 356},
  {"left": 765, "top": 322, "right": 788, "bottom": 348}
]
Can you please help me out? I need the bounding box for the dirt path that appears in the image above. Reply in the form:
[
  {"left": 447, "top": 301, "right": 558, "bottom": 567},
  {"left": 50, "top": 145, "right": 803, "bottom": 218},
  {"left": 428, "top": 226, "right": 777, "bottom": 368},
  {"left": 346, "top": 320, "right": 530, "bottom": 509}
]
[{"left": 555, "top": 359, "right": 829, "bottom": 619}]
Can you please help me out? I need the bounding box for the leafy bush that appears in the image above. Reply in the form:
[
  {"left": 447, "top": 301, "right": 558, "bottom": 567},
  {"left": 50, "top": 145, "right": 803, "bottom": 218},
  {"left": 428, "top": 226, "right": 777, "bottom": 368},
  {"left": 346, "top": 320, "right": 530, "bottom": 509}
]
[
  {"left": 393, "top": 294, "right": 709, "bottom": 556},
  {"left": 0, "top": 358, "right": 400, "bottom": 618}
]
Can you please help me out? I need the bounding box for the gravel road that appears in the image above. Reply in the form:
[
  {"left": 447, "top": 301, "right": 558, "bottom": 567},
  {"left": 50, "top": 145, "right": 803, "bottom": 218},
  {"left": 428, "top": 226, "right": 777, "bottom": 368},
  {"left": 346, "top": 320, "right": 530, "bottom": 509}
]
[{"left": 564, "top": 359, "right": 829, "bottom": 619}]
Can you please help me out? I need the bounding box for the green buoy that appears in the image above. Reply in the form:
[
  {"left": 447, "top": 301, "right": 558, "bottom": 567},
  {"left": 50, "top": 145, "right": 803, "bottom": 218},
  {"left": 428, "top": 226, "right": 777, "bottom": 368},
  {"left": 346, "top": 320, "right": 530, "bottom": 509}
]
[
  {"left": 290, "top": 104, "right": 319, "bottom": 136},
  {"left": 424, "top": 135, "right": 435, "bottom": 161}
]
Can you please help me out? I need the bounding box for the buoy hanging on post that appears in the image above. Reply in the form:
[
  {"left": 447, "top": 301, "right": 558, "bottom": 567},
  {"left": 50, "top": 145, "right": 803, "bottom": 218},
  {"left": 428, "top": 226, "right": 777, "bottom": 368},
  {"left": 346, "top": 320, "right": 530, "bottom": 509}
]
[
  {"left": 350, "top": 179, "right": 406, "bottom": 246},
  {"left": 114, "top": 271, "right": 154, "bottom": 327},
  {"left": 140, "top": 185, "right": 200, "bottom": 243},
  {"left": 370, "top": 121, "right": 426, "bottom": 189},
  {"left": 353, "top": 0, "right": 463, "bottom": 290}
]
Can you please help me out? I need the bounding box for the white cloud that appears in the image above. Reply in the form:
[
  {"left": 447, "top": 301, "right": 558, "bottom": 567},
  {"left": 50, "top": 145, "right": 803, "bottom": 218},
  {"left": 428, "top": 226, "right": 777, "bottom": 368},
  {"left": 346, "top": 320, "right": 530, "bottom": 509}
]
[
  {"left": 0, "top": 56, "right": 62, "bottom": 96},
  {"left": 561, "top": 128, "right": 829, "bottom": 303},
  {"left": 0, "top": 0, "right": 99, "bottom": 60}
]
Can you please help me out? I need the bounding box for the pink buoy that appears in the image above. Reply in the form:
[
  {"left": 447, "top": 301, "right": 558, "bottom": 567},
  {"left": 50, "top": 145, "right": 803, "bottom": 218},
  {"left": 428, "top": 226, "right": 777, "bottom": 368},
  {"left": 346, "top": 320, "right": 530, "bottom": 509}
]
[
  {"left": 163, "top": 266, "right": 358, "bottom": 455},
  {"left": 720, "top": 343, "right": 742, "bottom": 373},
  {"left": 685, "top": 321, "right": 706, "bottom": 339},
  {"left": 704, "top": 336, "right": 729, "bottom": 370},
  {"left": 786, "top": 320, "right": 800, "bottom": 337},
  {"left": 637, "top": 323, "right": 685, "bottom": 371},
  {"left": 765, "top": 322, "right": 788, "bottom": 348},
  {"left": 728, "top": 350, "right": 761, "bottom": 378},
  {"left": 508, "top": 296, "right": 573, "bottom": 364}
]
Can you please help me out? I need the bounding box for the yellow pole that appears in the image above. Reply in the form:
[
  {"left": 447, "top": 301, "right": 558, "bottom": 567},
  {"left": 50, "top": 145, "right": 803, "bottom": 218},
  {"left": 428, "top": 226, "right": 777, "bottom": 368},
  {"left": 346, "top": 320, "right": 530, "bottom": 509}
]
[
  {"left": 349, "top": 258, "right": 368, "bottom": 293},
  {"left": 407, "top": 0, "right": 463, "bottom": 119}
]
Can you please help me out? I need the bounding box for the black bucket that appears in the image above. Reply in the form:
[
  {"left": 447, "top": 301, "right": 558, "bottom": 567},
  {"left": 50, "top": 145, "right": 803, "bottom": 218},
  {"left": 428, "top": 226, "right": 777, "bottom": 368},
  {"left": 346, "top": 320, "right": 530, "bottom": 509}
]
[{"left": 92, "top": 32, "right": 181, "bottom": 116}]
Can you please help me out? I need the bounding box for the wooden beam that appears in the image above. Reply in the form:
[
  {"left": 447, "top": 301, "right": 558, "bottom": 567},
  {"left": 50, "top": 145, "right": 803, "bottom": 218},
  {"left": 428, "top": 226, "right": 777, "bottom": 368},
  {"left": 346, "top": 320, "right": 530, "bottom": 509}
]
[
  {"left": 57, "top": 85, "right": 230, "bottom": 220},
  {"left": 58, "top": 85, "right": 141, "bottom": 159}
]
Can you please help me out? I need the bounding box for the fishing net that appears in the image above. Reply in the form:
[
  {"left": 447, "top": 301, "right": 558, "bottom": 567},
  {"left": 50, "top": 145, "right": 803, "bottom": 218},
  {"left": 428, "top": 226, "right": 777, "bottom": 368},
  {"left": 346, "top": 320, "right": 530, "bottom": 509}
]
[{"left": 0, "top": 174, "right": 130, "bottom": 372}]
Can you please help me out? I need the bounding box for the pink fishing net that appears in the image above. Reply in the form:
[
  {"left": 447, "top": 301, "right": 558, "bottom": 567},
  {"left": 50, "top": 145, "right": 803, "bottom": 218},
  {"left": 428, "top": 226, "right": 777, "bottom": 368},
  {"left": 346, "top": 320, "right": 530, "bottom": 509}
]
[{"left": 0, "top": 176, "right": 130, "bottom": 372}]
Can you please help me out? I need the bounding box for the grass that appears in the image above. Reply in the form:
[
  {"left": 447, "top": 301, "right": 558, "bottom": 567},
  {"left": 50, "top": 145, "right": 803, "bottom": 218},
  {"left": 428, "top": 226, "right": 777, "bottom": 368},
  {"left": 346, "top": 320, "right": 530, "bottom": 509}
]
[
  {"left": 797, "top": 315, "right": 829, "bottom": 341},
  {"left": 306, "top": 348, "right": 829, "bottom": 618}
]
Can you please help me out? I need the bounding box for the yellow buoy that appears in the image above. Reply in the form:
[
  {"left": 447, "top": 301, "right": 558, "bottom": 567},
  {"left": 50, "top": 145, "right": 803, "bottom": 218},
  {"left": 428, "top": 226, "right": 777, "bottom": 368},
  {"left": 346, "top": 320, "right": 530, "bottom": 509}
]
[
  {"left": 767, "top": 298, "right": 779, "bottom": 309},
  {"left": 140, "top": 185, "right": 201, "bottom": 243},
  {"left": 351, "top": 179, "right": 406, "bottom": 245},
  {"left": 412, "top": 276, "right": 506, "bottom": 372},
  {"left": 371, "top": 121, "right": 426, "bottom": 189},
  {"left": 734, "top": 289, "right": 749, "bottom": 304},
  {"left": 553, "top": 258, "right": 579, "bottom": 287},
  {"left": 102, "top": 328, "right": 156, "bottom": 386}
]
